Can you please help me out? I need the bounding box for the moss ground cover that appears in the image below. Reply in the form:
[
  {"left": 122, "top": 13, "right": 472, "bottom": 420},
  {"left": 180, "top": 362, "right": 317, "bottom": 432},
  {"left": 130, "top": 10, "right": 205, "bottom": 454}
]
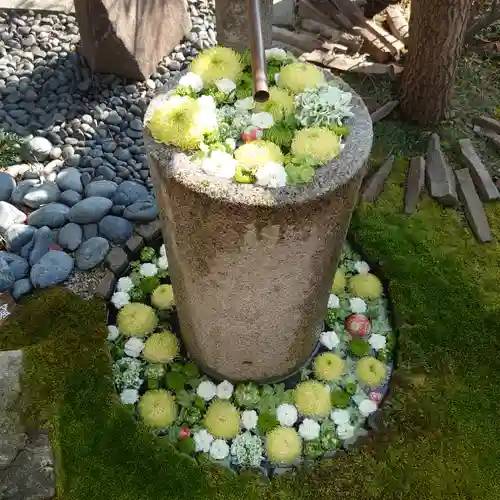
[{"left": 2, "top": 53, "right": 500, "bottom": 499}]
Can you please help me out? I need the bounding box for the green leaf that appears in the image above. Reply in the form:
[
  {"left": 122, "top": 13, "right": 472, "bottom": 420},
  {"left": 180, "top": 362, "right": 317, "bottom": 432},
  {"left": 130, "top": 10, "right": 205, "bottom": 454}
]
[
  {"left": 166, "top": 372, "right": 187, "bottom": 391},
  {"left": 176, "top": 389, "right": 194, "bottom": 407}
]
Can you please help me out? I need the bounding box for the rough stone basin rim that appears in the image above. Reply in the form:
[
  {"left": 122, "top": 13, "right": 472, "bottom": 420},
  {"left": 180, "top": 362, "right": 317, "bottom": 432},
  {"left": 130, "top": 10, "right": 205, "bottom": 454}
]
[{"left": 144, "top": 70, "right": 373, "bottom": 382}]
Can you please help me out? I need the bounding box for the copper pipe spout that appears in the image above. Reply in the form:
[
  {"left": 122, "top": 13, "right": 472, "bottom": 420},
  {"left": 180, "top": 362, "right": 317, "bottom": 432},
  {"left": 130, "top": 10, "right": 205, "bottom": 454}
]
[{"left": 247, "top": 0, "right": 269, "bottom": 103}]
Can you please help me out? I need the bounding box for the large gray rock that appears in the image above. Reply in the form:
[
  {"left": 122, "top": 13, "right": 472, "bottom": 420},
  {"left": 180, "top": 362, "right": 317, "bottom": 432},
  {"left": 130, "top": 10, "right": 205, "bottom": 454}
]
[
  {"left": 82, "top": 223, "right": 99, "bottom": 241},
  {"left": 123, "top": 200, "right": 158, "bottom": 221},
  {"left": 56, "top": 167, "right": 83, "bottom": 193},
  {"left": 0, "top": 172, "right": 16, "bottom": 202},
  {"left": 10, "top": 179, "right": 39, "bottom": 204},
  {"left": 2, "top": 224, "right": 36, "bottom": 253},
  {"left": 0, "top": 252, "right": 29, "bottom": 280},
  {"left": 21, "top": 136, "right": 52, "bottom": 162},
  {"left": 30, "top": 250, "right": 74, "bottom": 288},
  {"left": 113, "top": 180, "right": 149, "bottom": 206},
  {"left": 0, "top": 201, "right": 26, "bottom": 232},
  {"left": 12, "top": 278, "right": 32, "bottom": 300},
  {"left": 68, "top": 196, "right": 113, "bottom": 224},
  {"left": 74, "top": 0, "right": 191, "bottom": 80},
  {"left": 0, "top": 257, "right": 15, "bottom": 292},
  {"left": 84, "top": 180, "right": 118, "bottom": 199},
  {"left": 27, "top": 203, "right": 70, "bottom": 228},
  {"left": 22, "top": 181, "right": 60, "bottom": 208},
  {"left": 98, "top": 215, "right": 133, "bottom": 244},
  {"left": 29, "top": 226, "right": 55, "bottom": 266},
  {"left": 58, "top": 223, "right": 83, "bottom": 251},
  {"left": 75, "top": 236, "right": 110, "bottom": 270},
  {"left": 60, "top": 189, "right": 83, "bottom": 207}
]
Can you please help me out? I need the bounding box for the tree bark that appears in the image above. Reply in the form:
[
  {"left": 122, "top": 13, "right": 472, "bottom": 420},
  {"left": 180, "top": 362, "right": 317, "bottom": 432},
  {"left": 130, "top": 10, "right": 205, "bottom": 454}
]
[{"left": 399, "top": 0, "right": 474, "bottom": 126}]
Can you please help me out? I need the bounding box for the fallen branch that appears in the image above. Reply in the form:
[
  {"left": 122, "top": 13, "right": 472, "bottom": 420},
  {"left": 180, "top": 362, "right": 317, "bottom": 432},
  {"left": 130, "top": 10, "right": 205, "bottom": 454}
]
[{"left": 465, "top": 0, "right": 500, "bottom": 44}]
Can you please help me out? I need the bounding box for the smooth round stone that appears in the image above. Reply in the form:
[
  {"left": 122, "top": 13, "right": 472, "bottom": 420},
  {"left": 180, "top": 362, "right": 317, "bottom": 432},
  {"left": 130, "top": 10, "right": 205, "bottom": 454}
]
[
  {"left": 75, "top": 236, "right": 109, "bottom": 270},
  {"left": 29, "top": 226, "right": 55, "bottom": 266},
  {"left": 84, "top": 180, "right": 118, "bottom": 199},
  {"left": 30, "top": 250, "right": 74, "bottom": 289},
  {"left": 58, "top": 222, "right": 83, "bottom": 251},
  {"left": 67, "top": 196, "right": 113, "bottom": 224},
  {"left": 98, "top": 215, "right": 133, "bottom": 244},
  {"left": 56, "top": 167, "right": 83, "bottom": 193},
  {"left": 3, "top": 224, "right": 36, "bottom": 253},
  {"left": 110, "top": 204, "right": 125, "bottom": 216},
  {"left": 0, "top": 201, "right": 26, "bottom": 232},
  {"left": 95, "top": 165, "right": 115, "bottom": 181},
  {"left": 21, "top": 136, "right": 52, "bottom": 162},
  {"left": 113, "top": 180, "right": 149, "bottom": 206},
  {"left": 27, "top": 203, "right": 70, "bottom": 228},
  {"left": 82, "top": 223, "right": 98, "bottom": 241},
  {"left": 0, "top": 251, "right": 29, "bottom": 280},
  {"left": 22, "top": 181, "right": 60, "bottom": 208},
  {"left": 12, "top": 278, "right": 32, "bottom": 299},
  {"left": 0, "top": 257, "right": 15, "bottom": 292},
  {"left": 60, "top": 189, "right": 82, "bottom": 207},
  {"left": 122, "top": 200, "right": 157, "bottom": 221},
  {"left": 10, "top": 179, "right": 40, "bottom": 205},
  {"left": 0, "top": 172, "right": 15, "bottom": 202}
]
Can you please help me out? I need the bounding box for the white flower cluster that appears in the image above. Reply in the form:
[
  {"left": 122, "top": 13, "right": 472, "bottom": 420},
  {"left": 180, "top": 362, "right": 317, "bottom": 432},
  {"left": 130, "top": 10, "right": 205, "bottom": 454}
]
[
  {"left": 230, "top": 432, "right": 263, "bottom": 467},
  {"left": 113, "top": 358, "right": 143, "bottom": 391},
  {"left": 294, "top": 84, "right": 354, "bottom": 128},
  {"left": 111, "top": 276, "right": 135, "bottom": 309}
]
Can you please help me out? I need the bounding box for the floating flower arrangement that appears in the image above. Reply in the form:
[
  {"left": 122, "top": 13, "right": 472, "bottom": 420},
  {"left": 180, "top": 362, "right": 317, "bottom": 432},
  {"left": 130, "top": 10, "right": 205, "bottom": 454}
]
[
  {"left": 145, "top": 47, "right": 355, "bottom": 187},
  {"left": 107, "top": 244, "right": 396, "bottom": 474}
]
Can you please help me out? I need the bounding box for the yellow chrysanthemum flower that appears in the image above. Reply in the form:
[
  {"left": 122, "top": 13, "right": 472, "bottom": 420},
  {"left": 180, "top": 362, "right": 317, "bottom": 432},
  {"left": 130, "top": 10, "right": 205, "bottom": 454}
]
[
  {"left": 255, "top": 87, "right": 294, "bottom": 121},
  {"left": 278, "top": 62, "right": 325, "bottom": 94},
  {"left": 190, "top": 46, "right": 243, "bottom": 86},
  {"left": 234, "top": 140, "right": 284, "bottom": 170},
  {"left": 291, "top": 127, "right": 341, "bottom": 164}
]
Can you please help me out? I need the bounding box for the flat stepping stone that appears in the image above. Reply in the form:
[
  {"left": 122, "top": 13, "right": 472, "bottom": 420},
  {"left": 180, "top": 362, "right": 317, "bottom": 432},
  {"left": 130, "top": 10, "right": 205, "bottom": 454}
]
[
  {"left": 458, "top": 138, "right": 500, "bottom": 202},
  {"left": 474, "top": 125, "right": 500, "bottom": 150},
  {"left": 455, "top": 168, "right": 492, "bottom": 243},
  {"left": 404, "top": 156, "right": 425, "bottom": 214},
  {"left": 472, "top": 115, "right": 500, "bottom": 135},
  {"left": 370, "top": 100, "right": 399, "bottom": 124},
  {"left": 361, "top": 155, "right": 395, "bottom": 203},
  {"left": 426, "top": 133, "right": 458, "bottom": 207}
]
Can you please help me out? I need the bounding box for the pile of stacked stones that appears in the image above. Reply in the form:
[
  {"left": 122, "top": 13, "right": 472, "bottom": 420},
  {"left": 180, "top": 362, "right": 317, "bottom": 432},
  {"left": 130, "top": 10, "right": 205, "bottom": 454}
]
[{"left": 0, "top": 0, "right": 217, "bottom": 299}]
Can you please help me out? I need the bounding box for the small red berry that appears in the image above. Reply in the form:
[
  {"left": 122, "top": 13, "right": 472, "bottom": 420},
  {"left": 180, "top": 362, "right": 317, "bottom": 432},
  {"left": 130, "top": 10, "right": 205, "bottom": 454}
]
[{"left": 178, "top": 427, "right": 191, "bottom": 440}]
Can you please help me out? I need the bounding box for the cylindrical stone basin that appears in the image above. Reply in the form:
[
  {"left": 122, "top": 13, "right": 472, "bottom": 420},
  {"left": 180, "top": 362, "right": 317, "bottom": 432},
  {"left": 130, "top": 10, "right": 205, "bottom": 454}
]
[{"left": 144, "top": 74, "right": 372, "bottom": 383}]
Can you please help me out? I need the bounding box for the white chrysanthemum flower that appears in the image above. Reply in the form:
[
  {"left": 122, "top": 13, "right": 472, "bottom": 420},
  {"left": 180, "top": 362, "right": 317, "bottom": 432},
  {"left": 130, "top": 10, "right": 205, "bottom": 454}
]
[
  {"left": 216, "top": 380, "right": 234, "bottom": 400},
  {"left": 225, "top": 137, "right": 236, "bottom": 150},
  {"left": 349, "top": 297, "right": 367, "bottom": 314},
  {"left": 210, "top": 439, "right": 230, "bottom": 460},
  {"left": 124, "top": 337, "right": 145, "bottom": 358},
  {"left": 358, "top": 399, "right": 378, "bottom": 417},
  {"left": 120, "top": 388, "right": 139, "bottom": 405},
  {"left": 327, "top": 293, "right": 340, "bottom": 309},
  {"left": 255, "top": 162, "right": 287, "bottom": 188},
  {"left": 354, "top": 261, "right": 370, "bottom": 274},
  {"left": 197, "top": 380, "right": 217, "bottom": 401},
  {"left": 298, "top": 418, "right": 321, "bottom": 441},
  {"left": 336, "top": 423, "right": 355, "bottom": 440},
  {"left": 215, "top": 78, "right": 237, "bottom": 94},
  {"left": 111, "top": 291, "right": 130, "bottom": 309},
  {"left": 200, "top": 150, "right": 237, "bottom": 179},
  {"left": 234, "top": 97, "right": 254, "bottom": 113},
  {"left": 117, "top": 276, "right": 134, "bottom": 293},
  {"left": 157, "top": 256, "right": 169, "bottom": 270},
  {"left": 320, "top": 330, "right": 340, "bottom": 350},
  {"left": 139, "top": 263, "right": 158, "bottom": 277},
  {"left": 107, "top": 325, "right": 120, "bottom": 341},
  {"left": 369, "top": 333, "right": 387, "bottom": 351},
  {"left": 194, "top": 429, "right": 214, "bottom": 453},
  {"left": 331, "top": 409, "right": 350, "bottom": 425},
  {"left": 160, "top": 244, "right": 166, "bottom": 257},
  {"left": 251, "top": 112, "right": 274, "bottom": 129},
  {"left": 241, "top": 410, "right": 258, "bottom": 430},
  {"left": 265, "top": 47, "right": 287, "bottom": 61},
  {"left": 178, "top": 72, "right": 203, "bottom": 92},
  {"left": 276, "top": 403, "right": 298, "bottom": 427},
  {"left": 197, "top": 94, "right": 217, "bottom": 111}
]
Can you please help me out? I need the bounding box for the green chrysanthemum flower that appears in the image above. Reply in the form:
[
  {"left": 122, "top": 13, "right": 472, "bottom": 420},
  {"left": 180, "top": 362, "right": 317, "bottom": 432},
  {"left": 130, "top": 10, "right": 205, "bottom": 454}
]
[
  {"left": 234, "top": 140, "right": 284, "bottom": 169},
  {"left": 138, "top": 389, "right": 177, "bottom": 429},
  {"left": 255, "top": 87, "right": 294, "bottom": 121},
  {"left": 278, "top": 62, "right": 325, "bottom": 94},
  {"left": 204, "top": 400, "right": 240, "bottom": 439},
  {"left": 142, "top": 331, "right": 179, "bottom": 364},
  {"left": 348, "top": 273, "right": 383, "bottom": 300},
  {"left": 313, "top": 352, "right": 345, "bottom": 381},
  {"left": 117, "top": 303, "right": 158, "bottom": 337},
  {"left": 151, "top": 284, "right": 175, "bottom": 310},
  {"left": 294, "top": 381, "right": 331, "bottom": 418},
  {"left": 266, "top": 427, "right": 302, "bottom": 465},
  {"left": 190, "top": 46, "right": 243, "bottom": 86},
  {"left": 147, "top": 96, "right": 207, "bottom": 150},
  {"left": 356, "top": 356, "right": 387, "bottom": 388},
  {"left": 291, "top": 127, "right": 341, "bottom": 164}
]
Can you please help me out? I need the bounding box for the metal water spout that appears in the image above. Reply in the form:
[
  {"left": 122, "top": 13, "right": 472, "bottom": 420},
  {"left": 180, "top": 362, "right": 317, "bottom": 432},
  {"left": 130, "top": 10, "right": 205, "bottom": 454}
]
[{"left": 247, "top": 0, "right": 270, "bottom": 103}]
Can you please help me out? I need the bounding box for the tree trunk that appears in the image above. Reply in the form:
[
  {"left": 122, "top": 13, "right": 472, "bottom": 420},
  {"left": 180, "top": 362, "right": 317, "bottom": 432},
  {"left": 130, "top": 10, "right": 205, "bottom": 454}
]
[{"left": 399, "top": 0, "right": 474, "bottom": 126}]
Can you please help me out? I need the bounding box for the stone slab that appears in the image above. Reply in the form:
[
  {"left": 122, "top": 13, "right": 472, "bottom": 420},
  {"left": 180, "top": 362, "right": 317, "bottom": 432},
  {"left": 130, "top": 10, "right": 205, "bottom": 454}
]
[
  {"left": 458, "top": 138, "right": 500, "bottom": 202},
  {"left": 0, "top": 0, "right": 73, "bottom": 12},
  {"left": 370, "top": 100, "right": 399, "bottom": 124},
  {"left": 472, "top": 115, "right": 500, "bottom": 135},
  {"left": 105, "top": 246, "right": 128, "bottom": 276},
  {"left": 134, "top": 220, "right": 161, "bottom": 244},
  {"left": 95, "top": 270, "right": 116, "bottom": 300},
  {"left": 455, "top": 168, "right": 492, "bottom": 243},
  {"left": 404, "top": 156, "right": 425, "bottom": 214},
  {"left": 474, "top": 125, "right": 500, "bottom": 150},
  {"left": 273, "top": 0, "right": 295, "bottom": 27},
  {"left": 124, "top": 235, "right": 145, "bottom": 258},
  {"left": 385, "top": 5, "right": 409, "bottom": 43},
  {"left": 362, "top": 155, "right": 395, "bottom": 203},
  {"left": 426, "top": 133, "right": 458, "bottom": 206}
]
